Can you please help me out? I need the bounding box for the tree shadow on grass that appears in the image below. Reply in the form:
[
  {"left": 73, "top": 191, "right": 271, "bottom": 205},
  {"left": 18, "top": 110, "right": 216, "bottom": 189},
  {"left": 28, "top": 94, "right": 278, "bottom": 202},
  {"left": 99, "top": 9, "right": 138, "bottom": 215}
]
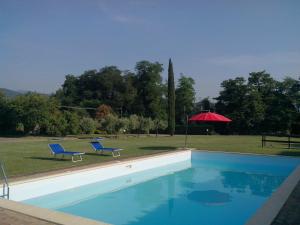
[
  {"left": 139, "top": 146, "right": 177, "bottom": 151},
  {"left": 277, "top": 151, "right": 300, "bottom": 157},
  {"left": 27, "top": 156, "right": 70, "bottom": 161}
]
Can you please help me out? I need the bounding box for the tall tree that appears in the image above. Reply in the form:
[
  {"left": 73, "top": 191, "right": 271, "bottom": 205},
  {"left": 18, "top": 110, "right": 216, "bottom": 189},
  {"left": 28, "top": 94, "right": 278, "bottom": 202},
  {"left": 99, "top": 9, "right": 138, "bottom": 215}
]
[
  {"left": 175, "top": 75, "right": 195, "bottom": 124},
  {"left": 215, "top": 77, "right": 249, "bottom": 133},
  {"left": 134, "top": 60, "right": 164, "bottom": 118},
  {"left": 0, "top": 92, "right": 16, "bottom": 134},
  {"left": 168, "top": 58, "right": 175, "bottom": 135},
  {"left": 11, "top": 93, "right": 59, "bottom": 134}
]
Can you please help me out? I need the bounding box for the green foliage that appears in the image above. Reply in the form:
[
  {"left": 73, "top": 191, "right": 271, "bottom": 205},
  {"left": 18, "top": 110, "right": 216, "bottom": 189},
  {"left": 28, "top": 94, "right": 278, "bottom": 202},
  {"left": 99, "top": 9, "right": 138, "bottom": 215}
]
[
  {"left": 128, "top": 114, "right": 140, "bottom": 132},
  {"left": 168, "top": 58, "right": 175, "bottom": 135},
  {"left": 63, "top": 111, "right": 81, "bottom": 134},
  {"left": 44, "top": 111, "right": 68, "bottom": 136},
  {"left": 197, "top": 97, "right": 215, "bottom": 112},
  {"left": 215, "top": 71, "right": 300, "bottom": 134},
  {"left": 100, "top": 114, "right": 130, "bottom": 134},
  {"left": 58, "top": 74, "right": 79, "bottom": 105},
  {"left": 79, "top": 117, "right": 97, "bottom": 134},
  {"left": 134, "top": 61, "right": 165, "bottom": 118},
  {"left": 11, "top": 93, "right": 57, "bottom": 134},
  {"left": 122, "top": 71, "right": 138, "bottom": 114},
  {"left": 175, "top": 75, "right": 196, "bottom": 124},
  {"left": 100, "top": 114, "right": 119, "bottom": 134},
  {"left": 117, "top": 117, "right": 129, "bottom": 133},
  {"left": 139, "top": 117, "right": 154, "bottom": 134},
  {"left": 0, "top": 92, "right": 17, "bottom": 134},
  {"left": 1, "top": 62, "right": 299, "bottom": 137},
  {"left": 153, "top": 118, "right": 168, "bottom": 136}
]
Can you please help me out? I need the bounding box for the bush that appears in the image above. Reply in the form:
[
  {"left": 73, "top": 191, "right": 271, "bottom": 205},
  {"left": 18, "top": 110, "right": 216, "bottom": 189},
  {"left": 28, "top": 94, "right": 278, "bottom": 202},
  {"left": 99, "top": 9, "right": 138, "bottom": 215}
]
[
  {"left": 63, "top": 111, "right": 80, "bottom": 134},
  {"left": 80, "top": 117, "right": 97, "bottom": 134},
  {"left": 140, "top": 117, "right": 154, "bottom": 134},
  {"left": 153, "top": 119, "right": 168, "bottom": 135},
  {"left": 128, "top": 114, "right": 140, "bottom": 133},
  {"left": 117, "top": 117, "right": 129, "bottom": 134},
  {"left": 11, "top": 93, "right": 54, "bottom": 134},
  {"left": 100, "top": 114, "right": 118, "bottom": 134},
  {"left": 44, "top": 114, "right": 68, "bottom": 136}
]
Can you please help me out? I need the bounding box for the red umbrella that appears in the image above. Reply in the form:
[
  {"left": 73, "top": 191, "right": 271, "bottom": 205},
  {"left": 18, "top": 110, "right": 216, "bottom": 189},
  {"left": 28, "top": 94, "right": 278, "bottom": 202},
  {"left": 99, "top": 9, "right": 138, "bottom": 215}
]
[
  {"left": 184, "top": 112, "right": 231, "bottom": 148},
  {"left": 189, "top": 112, "right": 232, "bottom": 122}
]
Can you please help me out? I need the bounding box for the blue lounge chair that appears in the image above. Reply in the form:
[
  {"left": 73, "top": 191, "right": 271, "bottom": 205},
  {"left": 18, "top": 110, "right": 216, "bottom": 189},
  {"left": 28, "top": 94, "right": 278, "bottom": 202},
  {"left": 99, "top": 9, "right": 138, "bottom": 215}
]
[
  {"left": 90, "top": 141, "right": 123, "bottom": 157},
  {"left": 48, "top": 143, "right": 85, "bottom": 162}
]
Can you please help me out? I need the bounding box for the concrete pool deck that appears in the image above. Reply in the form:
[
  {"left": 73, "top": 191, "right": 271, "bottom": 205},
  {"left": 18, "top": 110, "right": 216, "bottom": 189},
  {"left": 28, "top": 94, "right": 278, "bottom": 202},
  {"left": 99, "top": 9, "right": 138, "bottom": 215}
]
[
  {"left": 0, "top": 207, "right": 58, "bottom": 225},
  {"left": 1, "top": 149, "right": 300, "bottom": 225}
]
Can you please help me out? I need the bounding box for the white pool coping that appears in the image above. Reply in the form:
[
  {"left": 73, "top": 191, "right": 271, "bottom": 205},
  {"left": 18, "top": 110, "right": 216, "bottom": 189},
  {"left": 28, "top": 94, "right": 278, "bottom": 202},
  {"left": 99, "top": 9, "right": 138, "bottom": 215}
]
[
  {"left": 0, "top": 149, "right": 299, "bottom": 225},
  {"left": 9, "top": 150, "right": 191, "bottom": 201}
]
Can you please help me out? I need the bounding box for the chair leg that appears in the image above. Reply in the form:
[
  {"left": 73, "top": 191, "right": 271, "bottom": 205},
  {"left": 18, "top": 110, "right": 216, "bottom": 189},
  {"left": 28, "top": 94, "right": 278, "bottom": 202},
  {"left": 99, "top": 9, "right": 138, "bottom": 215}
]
[
  {"left": 112, "top": 151, "right": 121, "bottom": 157},
  {"left": 72, "top": 155, "right": 83, "bottom": 163}
]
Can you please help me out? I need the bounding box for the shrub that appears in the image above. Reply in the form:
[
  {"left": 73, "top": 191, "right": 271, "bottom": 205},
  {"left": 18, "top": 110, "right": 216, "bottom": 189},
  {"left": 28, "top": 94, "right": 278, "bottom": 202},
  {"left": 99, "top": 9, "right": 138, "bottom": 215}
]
[
  {"left": 140, "top": 117, "right": 154, "bottom": 134},
  {"left": 63, "top": 111, "right": 80, "bottom": 134},
  {"left": 128, "top": 114, "right": 140, "bottom": 133},
  {"left": 80, "top": 117, "right": 97, "bottom": 134},
  {"left": 99, "top": 114, "right": 118, "bottom": 134}
]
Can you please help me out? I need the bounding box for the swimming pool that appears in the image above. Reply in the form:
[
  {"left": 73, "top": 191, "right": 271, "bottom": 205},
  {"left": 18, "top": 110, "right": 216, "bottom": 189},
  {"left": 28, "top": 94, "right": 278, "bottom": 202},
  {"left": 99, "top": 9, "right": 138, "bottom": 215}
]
[{"left": 21, "top": 151, "right": 300, "bottom": 225}]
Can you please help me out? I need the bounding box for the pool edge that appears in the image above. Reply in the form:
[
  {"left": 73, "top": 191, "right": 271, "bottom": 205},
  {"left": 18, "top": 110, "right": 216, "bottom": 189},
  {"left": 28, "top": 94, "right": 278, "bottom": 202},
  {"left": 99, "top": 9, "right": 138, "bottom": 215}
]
[
  {"left": 2, "top": 149, "right": 298, "bottom": 225},
  {"left": 192, "top": 149, "right": 300, "bottom": 225},
  {"left": 9, "top": 149, "right": 191, "bottom": 186},
  {"left": 0, "top": 198, "right": 110, "bottom": 225},
  {"left": 0, "top": 150, "right": 192, "bottom": 225},
  {"left": 245, "top": 165, "right": 300, "bottom": 225}
]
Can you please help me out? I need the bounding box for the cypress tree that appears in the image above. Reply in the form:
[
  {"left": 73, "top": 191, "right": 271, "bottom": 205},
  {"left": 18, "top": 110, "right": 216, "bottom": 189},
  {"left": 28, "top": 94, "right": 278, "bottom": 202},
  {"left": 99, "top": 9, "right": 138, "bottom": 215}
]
[{"left": 168, "top": 58, "right": 175, "bottom": 136}]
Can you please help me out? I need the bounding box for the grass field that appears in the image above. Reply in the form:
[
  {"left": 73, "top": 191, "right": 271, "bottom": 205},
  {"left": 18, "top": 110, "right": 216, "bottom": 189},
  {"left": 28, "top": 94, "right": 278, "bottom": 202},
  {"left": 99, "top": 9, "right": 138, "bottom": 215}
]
[{"left": 0, "top": 135, "right": 300, "bottom": 178}]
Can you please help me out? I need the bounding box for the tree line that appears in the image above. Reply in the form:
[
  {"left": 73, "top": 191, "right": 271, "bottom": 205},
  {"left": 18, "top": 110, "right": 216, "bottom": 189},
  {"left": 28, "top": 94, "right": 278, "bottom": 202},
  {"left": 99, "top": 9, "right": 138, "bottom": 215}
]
[
  {"left": 0, "top": 60, "right": 299, "bottom": 136},
  {"left": 215, "top": 71, "right": 300, "bottom": 135},
  {"left": 0, "top": 60, "right": 194, "bottom": 136}
]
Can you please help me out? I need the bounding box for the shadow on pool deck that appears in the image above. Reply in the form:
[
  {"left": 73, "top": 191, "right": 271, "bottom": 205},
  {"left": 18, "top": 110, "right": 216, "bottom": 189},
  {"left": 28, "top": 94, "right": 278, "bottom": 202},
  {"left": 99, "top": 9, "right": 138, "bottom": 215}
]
[{"left": 138, "top": 146, "right": 177, "bottom": 151}]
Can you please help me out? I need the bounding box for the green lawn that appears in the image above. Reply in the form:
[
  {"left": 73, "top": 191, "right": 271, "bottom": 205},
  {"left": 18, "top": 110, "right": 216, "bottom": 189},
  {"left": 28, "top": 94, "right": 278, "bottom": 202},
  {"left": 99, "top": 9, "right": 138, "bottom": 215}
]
[{"left": 0, "top": 135, "right": 299, "bottom": 178}]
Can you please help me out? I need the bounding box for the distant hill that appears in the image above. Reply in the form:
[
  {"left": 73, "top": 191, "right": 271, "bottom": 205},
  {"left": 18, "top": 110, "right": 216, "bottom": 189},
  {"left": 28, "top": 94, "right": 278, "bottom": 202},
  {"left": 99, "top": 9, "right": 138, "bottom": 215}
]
[
  {"left": 0, "top": 88, "right": 22, "bottom": 97},
  {"left": 0, "top": 88, "right": 50, "bottom": 98}
]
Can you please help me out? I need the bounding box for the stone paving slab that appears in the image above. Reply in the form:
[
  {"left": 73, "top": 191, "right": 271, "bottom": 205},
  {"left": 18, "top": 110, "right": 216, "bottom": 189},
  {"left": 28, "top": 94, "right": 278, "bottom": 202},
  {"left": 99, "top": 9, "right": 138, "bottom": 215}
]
[
  {"left": 0, "top": 207, "right": 57, "bottom": 225},
  {"left": 271, "top": 180, "right": 300, "bottom": 225}
]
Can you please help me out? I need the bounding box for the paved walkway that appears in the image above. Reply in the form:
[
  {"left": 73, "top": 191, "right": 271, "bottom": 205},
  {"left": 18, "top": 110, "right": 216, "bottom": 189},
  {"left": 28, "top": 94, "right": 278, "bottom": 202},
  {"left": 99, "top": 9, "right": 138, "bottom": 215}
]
[
  {"left": 0, "top": 207, "right": 57, "bottom": 225},
  {"left": 271, "top": 180, "right": 300, "bottom": 225}
]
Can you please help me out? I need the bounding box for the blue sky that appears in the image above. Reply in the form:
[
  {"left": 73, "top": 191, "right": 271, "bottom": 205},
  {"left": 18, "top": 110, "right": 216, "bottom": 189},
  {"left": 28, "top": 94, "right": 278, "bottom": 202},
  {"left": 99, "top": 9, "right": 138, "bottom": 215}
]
[{"left": 1, "top": 0, "right": 300, "bottom": 99}]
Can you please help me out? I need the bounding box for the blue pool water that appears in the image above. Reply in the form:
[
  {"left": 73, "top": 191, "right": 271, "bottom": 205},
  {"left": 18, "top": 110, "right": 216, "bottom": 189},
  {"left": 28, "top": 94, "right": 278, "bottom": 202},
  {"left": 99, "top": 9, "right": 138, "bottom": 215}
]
[{"left": 24, "top": 151, "right": 300, "bottom": 225}]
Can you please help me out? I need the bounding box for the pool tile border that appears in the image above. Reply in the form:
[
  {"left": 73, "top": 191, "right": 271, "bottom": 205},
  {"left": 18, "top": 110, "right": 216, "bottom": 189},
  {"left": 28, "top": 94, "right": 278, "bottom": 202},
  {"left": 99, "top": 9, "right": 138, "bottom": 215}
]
[{"left": 0, "top": 198, "right": 110, "bottom": 225}]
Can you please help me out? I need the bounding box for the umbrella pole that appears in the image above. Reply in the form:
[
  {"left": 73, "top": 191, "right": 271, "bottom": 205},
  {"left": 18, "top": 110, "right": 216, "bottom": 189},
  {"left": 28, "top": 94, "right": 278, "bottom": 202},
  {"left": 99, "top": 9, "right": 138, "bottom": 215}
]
[{"left": 184, "top": 115, "right": 188, "bottom": 149}]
